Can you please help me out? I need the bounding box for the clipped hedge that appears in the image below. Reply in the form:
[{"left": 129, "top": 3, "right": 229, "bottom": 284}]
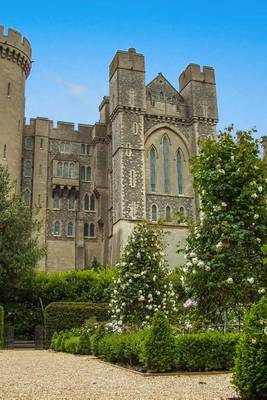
[
  {"left": 96, "top": 330, "right": 239, "bottom": 372},
  {"left": 44, "top": 302, "right": 109, "bottom": 347},
  {"left": 0, "top": 306, "right": 4, "bottom": 348}
]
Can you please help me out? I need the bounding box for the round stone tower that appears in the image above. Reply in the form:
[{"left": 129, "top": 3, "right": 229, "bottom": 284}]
[{"left": 0, "top": 25, "right": 32, "bottom": 192}]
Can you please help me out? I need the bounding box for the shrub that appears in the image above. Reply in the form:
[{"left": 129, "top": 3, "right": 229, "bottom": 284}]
[
  {"left": 0, "top": 306, "right": 4, "bottom": 348},
  {"left": 233, "top": 297, "right": 267, "bottom": 399},
  {"left": 91, "top": 325, "right": 106, "bottom": 356},
  {"left": 175, "top": 332, "right": 239, "bottom": 371},
  {"left": 50, "top": 331, "right": 59, "bottom": 350},
  {"left": 142, "top": 311, "right": 176, "bottom": 372},
  {"left": 64, "top": 336, "right": 80, "bottom": 354},
  {"left": 77, "top": 332, "right": 91, "bottom": 355},
  {"left": 44, "top": 302, "right": 109, "bottom": 347}
]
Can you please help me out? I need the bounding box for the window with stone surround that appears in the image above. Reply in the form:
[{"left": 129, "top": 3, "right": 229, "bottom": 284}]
[
  {"left": 133, "top": 122, "right": 138, "bottom": 135},
  {"left": 151, "top": 204, "right": 158, "bottom": 222},
  {"left": 81, "top": 144, "right": 86, "bottom": 154},
  {"left": 67, "top": 222, "right": 74, "bottom": 237},
  {"left": 7, "top": 82, "right": 11, "bottom": 97},
  {"left": 177, "top": 148, "right": 183, "bottom": 194},
  {"left": 53, "top": 193, "right": 60, "bottom": 209},
  {"left": 24, "top": 137, "right": 33, "bottom": 150},
  {"left": 179, "top": 206, "right": 185, "bottom": 216},
  {"left": 84, "top": 194, "right": 90, "bottom": 211},
  {"left": 89, "top": 223, "right": 95, "bottom": 237},
  {"left": 150, "top": 146, "right": 157, "bottom": 192},
  {"left": 3, "top": 144, "right": 7, "bottom": 159},
  {"left": 84, "top": 222, "right": 89, "bottom": 237},
  {"left": 130, "top": 170, "right": 136, "bottom": 188},
  {"left": 60, "top": 142, "right": 70, "bottom": 154},
  {"left": 68, "top": 193, "right": 75, "bottom": 210},
  {"left": 166, "top": 205, "right": 171, "bottom": 221},
  {"left": 90, "top": 194, "right": 95, "bottom": 211},
  {"left": 23, "top": 189, "right": 31, "bottom": 206},
  {"left": 23, "top": 160, "right": 32, "bottom": 177},
  {"left": 53, "top": 221, "right": 61, "bottom": 236},
  {"left": 57, "top": 162, "right": 63, "bottom": 177},
  {"left": 129, "top": 88, "right": 135, "bottom": 106},
  {"left": 163, "top": 136, "right": 170, "bottom": 193},
  {"left": 81, "top": 166, "right": 91, "bottom": 181}
]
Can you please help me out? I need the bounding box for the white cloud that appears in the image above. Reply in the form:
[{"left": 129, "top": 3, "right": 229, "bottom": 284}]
[{"left": 43, "top": 72, "right": 88, "bottom": 96}]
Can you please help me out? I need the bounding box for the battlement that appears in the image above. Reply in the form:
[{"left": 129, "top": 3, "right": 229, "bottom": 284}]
[
  {"left": 109, "top": 47, "right": 145, "bottom": 79},
  {"left": 0, "top": 25, "right": 32, "bottom": 77},
  {"left": 179, "top": 64, "right": 215, "bottom": 91}
]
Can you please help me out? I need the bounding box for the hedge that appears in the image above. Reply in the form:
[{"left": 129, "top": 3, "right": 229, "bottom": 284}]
[
  {"left": 96, "top": 331, "right": 239, "bottom": 372},
  {"left": 0, "top": 306, "right": 4, "bottom": 348},
  {"left": 44, "top": 302, "right": 109, "bottom": 347}
]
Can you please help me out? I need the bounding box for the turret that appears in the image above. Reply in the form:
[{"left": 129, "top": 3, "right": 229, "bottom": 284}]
[{"left": 0, "top": 26, "right": 32, "bottom": 191}]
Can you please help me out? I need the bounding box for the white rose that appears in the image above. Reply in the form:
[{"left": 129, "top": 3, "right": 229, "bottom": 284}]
[
  {"left": 186, "top": 261, "right": 193, "bottom": 267},
  {"left": 247, "top": 277, "right": 254, "bottom": 284},
  {"left": 192, "top": 257, "right": 198, "bottom": 265},
  {"left": 216, "top": 242, "right": 223, "bottom": 250},
  {"left": 258, "top": 288, "right": 265, "bottom": 294},
  {"left": 251, "top": 193, "right": 258, "bottom": 199},
  {"left": 258, "top": 186, "right": 263, "bottom": 192},
  {"left": 221, "top": 202, "right": 227, "bottom": 207},
  {"left": 226, "top": 277, "right": 233, "bottom": 284},
  {"left": 198, "top": 261, "right": 205, "bottom": 268},
  {"left": 205, "top": 265, "right": 211, "bottom": 271},
  {"left": 254, "top": 214, "right": 259, "bottom": 220}
]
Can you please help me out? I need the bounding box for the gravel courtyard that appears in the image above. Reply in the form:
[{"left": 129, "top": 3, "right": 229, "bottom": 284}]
[{"left": 0, "top": 350, "right": 237, "bottom": 400}]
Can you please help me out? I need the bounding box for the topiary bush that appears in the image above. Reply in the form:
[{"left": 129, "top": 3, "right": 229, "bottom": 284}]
[
  {"left": 0, "top": 305, "right": 4, "bottom": 348},
  {"left": 233, "top": 297, "right": 267, "bottom": 399},
  {"left": 44, "top": 302, "right": 109, "bottom": 347},
  {"left": 175, "top": 332, "right": 239, "bottom": 371},
  {"left": 141, "top": 311, "right": 176, "bottom": 372},
  {"left": 64, "top": 336, "right": 80, "bottom": 354}
]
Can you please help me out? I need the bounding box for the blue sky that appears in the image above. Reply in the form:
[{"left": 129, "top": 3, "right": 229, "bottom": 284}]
[{"left": 1, "top": 1, "right": 267, "bottom": 139}]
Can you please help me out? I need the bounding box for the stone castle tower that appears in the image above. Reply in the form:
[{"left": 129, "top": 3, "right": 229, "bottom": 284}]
[{"left": 0, "top": 25, "right": 221, "bottom": 271}]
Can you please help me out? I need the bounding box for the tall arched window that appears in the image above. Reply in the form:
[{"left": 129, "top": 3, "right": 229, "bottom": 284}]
[
  {"left": 163, "top": 136, "right": 170, "bottom": 193},
  {"left": 133, "top": 122, "right": 138, "bottom": 135},
  {"left": 150, "top": 146, "right": 156, "bottom": 192},
  {"left": 68, "top": 194, "right": 75, "bottom": 210},
  {"left": 81, "top": 166, "right": 85, "bottom": 181},
  {"left": 24, "top": 160, "right": 32, "bottom": 177},
  {"left": 67, "top": 222, "right": 73, "bottom": 237},
  {"left": 53, "top": 221, "right": 60, "bottom": 236},
  {"left": 151, "top": 204, "right": 157, "bottom": 222},
  {"left": 23, "top": 189, "right": 31, "bottom": 206},
  {"left": 84, "top": 222, "right": 89, "bottom": 237},
  {"left": 130, "top": 170, "right": 136, "bottom": 187},
  {"left": 69, "top": 163, "right": 74, "bottom": 178},
  {"left": 53, "top": 193, "right": 60, "bottom": 209},
  {"left": 84, "top": 194, "right": 89, "bottom": 211},
  {"left": 90, "top": 194, "right": 95, "bottom": 211},
  {"left": 86, "top": 166, "right": 91, "bottom": 181},
  {"left": 63, "top": 162, "right": 68, "bottom": 177},
  {"left": 177, "top": 149, "right": 183, "bottom": 194},
  {"left": 57, "top": 162, "right": 62, "bottom": 177},
  {"left": 3, "top": 144, "right": 7, "bottom": 159},
  {"left": 179, "top": 206, "right": 185, "bottom": 216},
  {"left": 166, "top": 205, "right": 171, "bottom": 221},
  {"left": 89, "top": 223, "right": 95, "bottom": 237}
]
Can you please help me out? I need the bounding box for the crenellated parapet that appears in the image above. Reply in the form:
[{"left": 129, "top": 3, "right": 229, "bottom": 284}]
[{"left": 0, "top": 25, "right": 32, "bottom": 78}]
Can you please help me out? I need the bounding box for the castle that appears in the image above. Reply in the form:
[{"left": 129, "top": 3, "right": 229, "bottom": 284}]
[{"left": 0, "top": 26, "right": 220, "bottom": 271}]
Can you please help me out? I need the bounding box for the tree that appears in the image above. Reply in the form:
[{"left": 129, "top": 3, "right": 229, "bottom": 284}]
[
  {"left": 0, "top": 166, "right": 44, "bottom": 305},
  {"left": 181, "top": 127, "right": 267, "bottom": 326},
  {"left": 109, "top": 222, "right": 177, "bottom": 330}
]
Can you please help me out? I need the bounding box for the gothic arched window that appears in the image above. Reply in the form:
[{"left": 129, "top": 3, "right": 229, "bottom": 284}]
[
  {"left": 53, "top": 221, "right": 61, "bottom": 236},
  {"left": 86, "top": 166, "right": 91, "bottom": 181},
  {"left": 68, "top": 194, "right": 75, "bottom": 210},
  {"left": 69, "top": 163, "right": 74, "bottom": 178},
  {"left": 177, "top": 149, "right": 183, "bottom": 194},
  {"left": 23, "top": 189, "right": 31, "bottom": 206},
  {"left": 89, "top": 223, "right": 95, "bottom": 237},
  {"left": 81, "top": 166, "right": 85, "bottom": 181},
  {"left": 24, "top": 160, "right": 32, "bottom": 177},
  {"left": 67, "top": 222, "right": 73, "bottom": 237},
  {"left": 151, "top": 204, "right": 157, "bottom": 222},
  {"left": 179, "top": 206, "right": 185, "bottom": 216},
  {"left": 84, "top": 222, "right": 89, "bottom": 237},
  {"left": 166, "top": 205, "right": 171, "bottom": 221},
  {"left": 63, "top": 162, "right": 69, "bottom": 177},
  {"left": 53, "top": 193, "right": 60, "bottom": 209},
  {"left": 84, "top": 194, "right": 90, "bottom": 211},
  {"left": 90, "top": 194, "right": 95, "bottom": 211},
  {"left": 163, "top": 136, "right": 170, "bottom": 193},
  {"left": 57, "top": 162, "right": 62, "bottom": 177},
  {"left": 150, "top": 146, "right": 157, "bottom": 192}
]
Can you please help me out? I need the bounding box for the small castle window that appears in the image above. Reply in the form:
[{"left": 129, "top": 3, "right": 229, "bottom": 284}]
[
  {"left": 87, "top": 145, "right": 92, "bottom": 155},
  {"left": 160, "top": 91, "right": 164, "bottom": 101},
  {"left": 53, "top": 221, "right": 61, "bottom": 236},
  {"left": 67, "top": 222, "right": 74, "bottom": 237},
  {"left": 40, "top": 139, "right": 43, "bottom": 149},
  {"left": 133, "top": 122, "right": 138, "bottom": 135},
  {"left": 151, "top": 204, "right": 157, "bottom": 222},
  {"left": 126, "top": 143, "right": 132, "bottom": 156},
  {"left": 129, "top": 88, "right": 135, "bottom": 106},
  {"left": 60, "top": 142, "right": 70, "bottom": 154},
  {"left": 69, "top": 163, "right": 75, "bottom": 178},
  {"left": 25, "top": 137, "right": 33, "bottom": 150},
  {"left": 53, "top": 193, "right": 60, "bottom": 209},
  {"left": 86, "top": 166, "right": 91, "bottom": 181},
  {"left": 63, "top": 162, "right": 69, "bottom": 177},
  {"left": 130, "top": 170, "right": 136, "bottom": 187},
  {"left": 38, "top": 194, "right": 41, "bottom": 207},
  {"left": 179, "top": 206, "right": 185, "bottom": 216},
  {"left": 81, "top": 166, "right": 85, "bottom": 181},
  {"left": 39, "top": 164, "right": 42, "bottom": 176},
  {"left": 81, "top": 144, "right": 86, "bottom": 154},
  {"left": 89, "top": 223, "right": 95, "bottom": 237},
  {"left": 7, "top": 82, "right": 11, "bottom": 97},
  {"left": 84, "top": 222, "right": 89, "bottom": 237},
  {"left": 3, "top": 144, "right": 7, "bottom": 159},
  {"left": 23, "top": 160, "right": 32, "bottom": 177}
]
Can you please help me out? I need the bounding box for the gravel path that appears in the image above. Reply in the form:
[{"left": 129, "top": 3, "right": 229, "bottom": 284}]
[{"left": 0, "top": 350, "right": 237, "bottom": 400}]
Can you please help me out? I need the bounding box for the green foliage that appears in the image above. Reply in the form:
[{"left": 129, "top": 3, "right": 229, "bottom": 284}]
[
  {"left": 44, "top": 302, "right": 109, "bottom": 347},
  {"left": 64, "top": 336, "right": 80, "bottom": 354},
  {"left": 91, "top": 325, "right": 106, "bottom": 356},
  {"left": 233, "top": 297, "right": 267, "bottom": 399},
  {"left": 110, "top": 222, "right": 177, "bottom": 330},
  {"left": 142, "top": 311, "right": 176, "bottom": 372},
  {"left": 77, "top": 331, "right": 91, "bottom": 355},
  {"left": 181, "top": 127, "right": 267, "bottom": 324},
  {"left": 0, "top": 305, "right": 4, "bottom": 348},
  {"left": 175, "top": 332, "right": 239, "bottom": 371}
]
